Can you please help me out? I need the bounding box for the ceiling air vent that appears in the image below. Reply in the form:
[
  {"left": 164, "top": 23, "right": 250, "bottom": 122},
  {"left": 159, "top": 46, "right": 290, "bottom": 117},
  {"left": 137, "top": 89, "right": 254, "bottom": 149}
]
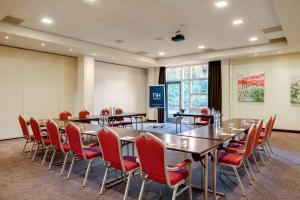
[
  {"left": 269, "top": 37, "right": 287, "bottom": 43},
  {"left": 136, "top": 51, "right": 148, "bottom": 55},
  {"left": 262, "top": 26, "right": 283, "bottom": 34},
  {"left": 1, "top": 15, "right": 24, "bottom": 25}
]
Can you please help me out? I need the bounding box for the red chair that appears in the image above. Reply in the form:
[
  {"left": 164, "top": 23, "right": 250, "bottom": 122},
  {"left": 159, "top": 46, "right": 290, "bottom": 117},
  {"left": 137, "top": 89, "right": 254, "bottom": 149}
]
[
  {"left": 260, "top": 116, "right": 274, "bottom": 158},
  {"left": 45, "top": 119, "right": 71, "bottom": 172},
  {"left": 193, "top": 108, "right": 210, "bottom": 126},
  {"left": 100, "top": 108, "right": 110, "bottom": 116},
  {"left": 18, "top": 115, "right": 35, "bottom": 155},
  {"left": 107, "top": 108, "right": 133, "bottom": 128},
  {"left": 98, "top": 128, "right": 139, "bottom": 200},
  {"left": 79, "top": 110, "right": 90, "bottom": 119},
  {"left": 135, "top": 132, "right": 192, "bottom": 200},
  {"left": 29, "top": 117, "right": 52, "bottom": 163},
  {"left": 65, "top": 122, "right": 102, "bottom": 187},
  {"left": 59, "top": 111, "right": 72, "bottom": 120},
  {"left": 218, "top": 125, "right": 257, "bottom": 196},
  {"left": 265, "top": 114, "right": 276, "bottom": 154}
]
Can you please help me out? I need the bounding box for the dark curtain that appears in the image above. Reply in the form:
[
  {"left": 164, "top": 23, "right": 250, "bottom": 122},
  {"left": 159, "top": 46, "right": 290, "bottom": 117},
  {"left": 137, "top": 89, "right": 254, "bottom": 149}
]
[
  {"left": 158, "top": 67, "right": 166, "bottom": 123},
  {"left": 208, "top": 60, "right": 222, "bottom": 112}
]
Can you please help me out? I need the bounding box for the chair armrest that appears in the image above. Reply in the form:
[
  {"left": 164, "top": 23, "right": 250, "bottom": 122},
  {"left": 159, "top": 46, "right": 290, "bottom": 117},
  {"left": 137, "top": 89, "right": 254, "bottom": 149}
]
[
  {"left": 223, "top": 147, "right": 245, "bottom": 154},
  {"left": 175, "top": 159, "right": 192, "bottom": 168}
]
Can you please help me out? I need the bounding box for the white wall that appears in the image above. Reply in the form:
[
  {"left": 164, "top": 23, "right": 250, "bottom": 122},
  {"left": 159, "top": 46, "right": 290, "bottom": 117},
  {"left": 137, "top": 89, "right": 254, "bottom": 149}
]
[
  {"left": 223, "top": 53, "right": 300, "bottom": 131},
  {"left": 94, "top": 62, "right": 146, "bottom": 114},
  {"left": 0, "top": 46, "right": 77, "bottom": 140}
]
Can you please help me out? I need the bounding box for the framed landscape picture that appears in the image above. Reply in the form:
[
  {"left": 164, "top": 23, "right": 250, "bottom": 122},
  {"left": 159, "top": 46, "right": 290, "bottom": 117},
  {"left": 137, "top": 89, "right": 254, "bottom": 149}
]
[
  {"left": 291, "top": 73, "right": 300, "bottom": 104},
  {"left": 238, "top": 72, "right": 265, "bottom": 102}
]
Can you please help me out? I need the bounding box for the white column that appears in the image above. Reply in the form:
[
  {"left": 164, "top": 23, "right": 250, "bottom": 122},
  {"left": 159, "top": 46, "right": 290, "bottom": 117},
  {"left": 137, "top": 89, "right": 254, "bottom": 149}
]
[
  {"left": 146, "top": 68, "right": 160, "bottom": 121},
  {"left": 221, "top": 59, "right": 231, "bottom": 120},
  {"left": 75, "top": 56, "right": 95, "bottom": 114}
]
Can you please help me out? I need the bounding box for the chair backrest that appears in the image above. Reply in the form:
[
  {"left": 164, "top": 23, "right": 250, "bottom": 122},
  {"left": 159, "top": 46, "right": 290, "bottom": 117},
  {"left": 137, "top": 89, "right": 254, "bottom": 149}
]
[
  {"left": 264, "top": 116, "right": 273, "bottom": 140},
  {"left": 46, "top": 119, "right": 64, "bottom": 152},
  {"left": 19, "top": 115, "right": 30, "bottom": 139},
  {"left": 59, "top": 111, "right": 72, "bottom": 120},
  {"left": 65, "top": 123, "right": 84, "bottom": 158},
  {"left": 135, "top": 132, "right": 170, "bottom": 185},
  {"left": 29, "top": 117, "right": 43, "bottom": 144},
  {"left": 254, "top": 120, "right": 263, "bottom": 148},
  {"left": 200, "top": 108, "right": 210, "bottom": 122},
  {"left": 79, "top": 110, "right": 90, "bottom": 119},
  {"left": 97, "top": 127, "right": 125, "bottom": 171},
  {"left": 100, "top": 108, "right": 110, "bottom": 116},
  {"left": 243, "top": 125, "right": 257, "bottom": 159},
  {"left": 114, "top": 108, "right": 124, "bottom": 121}
]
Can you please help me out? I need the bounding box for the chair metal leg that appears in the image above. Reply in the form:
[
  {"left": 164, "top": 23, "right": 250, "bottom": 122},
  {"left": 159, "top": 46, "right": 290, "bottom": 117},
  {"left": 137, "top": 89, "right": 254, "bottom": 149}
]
[
  {"left": 42, "top": 146, "right": 50, "bottom": 166},
  {"left": 48, "top": 149, "right": 56, "bottom": 170},
  {"left": 232, "top": 166, "right": 246, "bottom": 196},
  {"left": 22, "top": 139, "right": 29, "bottom": 155},
  {"left": 99, "top": 167, "right": 109, "bottom": 195},
  {"left": 246, "top": 159, "right": 256, "bottom": 181},
  {"left": 267, "top": 141, "right": 274, "bottom": 154},
  {"left": 82, "top": 159, "right": 94, "bottom": 187},
  {"left": 262, "top": 144, "right": 270, "bottom": 159},
  {"left": 252, "top": 153, "right": 261, "bottom": 172},
  {"left": 159, "top": 184, "right": 163, "bottom": 198},
  {"left": 60, "top": 152, "right": 70, "bottom": 176},
  {"left": 138, "top": 178, "right": 146, "bottom": 200},
  {"left": 28, "top": 142, "right": 35, "bottom": 158},
  {"left": 172, "top": 184, "right": 179, "bottom": 200},
  {"left": 32, "top": 144, "right": 40, "bottom": 162},
  {"left": 66, "top": 155, "right": 75, "bottom": 180},
  {"left": 243, "top": 162, "right": 252, "bottom": 185},
  {"left": 264, "top": 143, "right": 271, "bottom": 158},
  {"left": 257, "top": 147, "right": 266, "bottom": 165},
  {"left": 123, "top": 170, "right": 134, "bottom": 200}
]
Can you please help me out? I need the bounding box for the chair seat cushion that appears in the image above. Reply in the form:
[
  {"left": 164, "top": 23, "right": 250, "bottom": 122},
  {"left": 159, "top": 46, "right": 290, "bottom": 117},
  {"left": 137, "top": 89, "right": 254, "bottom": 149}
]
[
  {"left": 257, "top": 138, "right": 262, "bottom": 145},
  {"left": 60, "top": 143, "right": 70, "bottom": 152},
  {"left": 169, "top": 169, "right": 189, "bottom": 185},
  {"left": 218, "top": 150, "right": 243, "bottom": 165},
  {"left": 29, "top": 135, "right": 35, "bottom": 141},
  {"left": 123, "top": 156, "right": 139, "bottom": 171},
  {"left": 43, "top": 138, "right": 52, "bottom": 145},
  {"left": 194, "top": 121, "right": 209, "bottom": 126},
  {"left": 227, "top": 143, "right": 245, "bottom": 150},
  {"left": 84, "top": 147, "right": 102, "bottom": 159}
]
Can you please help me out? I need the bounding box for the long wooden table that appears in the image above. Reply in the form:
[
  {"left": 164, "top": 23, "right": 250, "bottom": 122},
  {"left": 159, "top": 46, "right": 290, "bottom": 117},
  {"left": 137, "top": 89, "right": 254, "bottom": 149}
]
[
  {"left": 173, "top": 112, "right": 214, "bottom": 133},
  {"left": 69, "top": 112, "right": 146, "bottom": 130}
]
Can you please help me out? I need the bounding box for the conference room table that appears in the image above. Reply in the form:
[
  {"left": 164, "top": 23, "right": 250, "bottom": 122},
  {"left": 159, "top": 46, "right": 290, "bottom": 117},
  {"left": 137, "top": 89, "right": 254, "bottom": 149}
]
[
  {"left": 173, "top": 112, "right": 214, "bottom": 133},
  {"left": 69, "top": 112, "right": 146, "bottom": 130}
]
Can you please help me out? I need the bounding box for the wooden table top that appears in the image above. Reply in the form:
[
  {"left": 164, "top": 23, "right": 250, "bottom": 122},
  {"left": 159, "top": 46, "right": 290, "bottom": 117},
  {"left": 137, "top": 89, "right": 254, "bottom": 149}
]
[
  {"left": 173, "top": 113, "right": 213, "bottom": 118},
  {"left": 69, "top": 112, "right": 146, "bottom": 122},
  {"left": 178, "top": 118, "right": 259, "bottom": 141}
]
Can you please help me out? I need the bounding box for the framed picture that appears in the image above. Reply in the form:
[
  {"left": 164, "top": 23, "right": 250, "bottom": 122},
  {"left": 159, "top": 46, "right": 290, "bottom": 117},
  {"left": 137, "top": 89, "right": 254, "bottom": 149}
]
[
  {"left": 238, "top": 72, "right": 265, "bottom": 102},
  {"left": 291, "top": 73, "right": 300, "bottom": 104}
]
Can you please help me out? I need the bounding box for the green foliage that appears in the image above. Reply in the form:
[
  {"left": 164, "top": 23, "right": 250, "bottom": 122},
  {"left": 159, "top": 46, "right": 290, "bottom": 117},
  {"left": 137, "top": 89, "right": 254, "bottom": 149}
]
[{"left": 291, "top": 83, "right": 300, "bottom": 103}]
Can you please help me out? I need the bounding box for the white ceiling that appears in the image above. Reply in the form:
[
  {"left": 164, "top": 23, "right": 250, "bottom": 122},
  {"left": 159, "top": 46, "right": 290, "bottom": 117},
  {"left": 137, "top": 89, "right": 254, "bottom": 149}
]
[{"left": 0, "top": 0, "right": 298, "bottom": 67}]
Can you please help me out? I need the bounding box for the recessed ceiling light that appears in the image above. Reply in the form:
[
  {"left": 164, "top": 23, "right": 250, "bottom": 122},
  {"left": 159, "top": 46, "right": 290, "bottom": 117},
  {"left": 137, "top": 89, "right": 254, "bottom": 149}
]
[
  {"left": 233, "top": 19, "right": 243, "bottom": 25},
  {"left": 249, "top": 37, "right": 258, "bottom": 42},
  {"left": 41, "top": 18, "right": 53, "bottom": 24},
  {"left": 92, "top": 53, "right": 96, "bottom": 56},
  {"left": 41, "top": 43, "right": 45, "bottom": 46},
  {"left": 5, "top": 36, "right": 9, "bottom": 39},
  {"left": 69, "top": 49, "right": 73, "bottom": 52},
  {"left": 198, "top": 45, "right": 205, "bottom": 49},
  {"left": 254, "top": 53, "right": 258, "bottom": 57},
  {"left": 158, "top": 52, "right": 165, "bottom": 56},
  {"left": 215, "top": 1, "right": 228, "bottom": 8},
  {"left": 278, "top": 50, "right": 282, "bottom": 54},
  {"left": 155, "top": 37, "right": 164, "bottom": 41},
  {"left": 111, "top": 57, "right": 115, "bottom": 60}
]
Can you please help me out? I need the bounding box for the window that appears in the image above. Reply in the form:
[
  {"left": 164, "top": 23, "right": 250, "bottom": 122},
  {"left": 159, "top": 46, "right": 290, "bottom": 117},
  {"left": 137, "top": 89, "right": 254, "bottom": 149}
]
[{"left": 166, "top": 64, "right": 208, "bottom": 117}]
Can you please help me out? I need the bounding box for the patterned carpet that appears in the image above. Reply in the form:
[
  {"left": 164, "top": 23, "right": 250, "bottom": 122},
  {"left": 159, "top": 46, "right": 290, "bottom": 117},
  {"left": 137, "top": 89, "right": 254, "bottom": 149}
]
[{"left": 0, "top": 123, "right": 300, "bottom": 200}]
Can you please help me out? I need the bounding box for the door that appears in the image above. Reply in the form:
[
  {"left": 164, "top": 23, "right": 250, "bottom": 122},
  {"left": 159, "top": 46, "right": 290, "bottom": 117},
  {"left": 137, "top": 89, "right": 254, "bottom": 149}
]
[{"left": 166, "top": 81, "right": 181, "bottom": 122}]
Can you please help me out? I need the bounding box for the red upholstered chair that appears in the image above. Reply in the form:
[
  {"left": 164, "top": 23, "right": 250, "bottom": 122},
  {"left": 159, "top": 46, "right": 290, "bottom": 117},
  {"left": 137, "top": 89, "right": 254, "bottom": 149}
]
[
  {"left": 218, "top": 125, "right": 257, "bottom": 196},
  {"left": 79, "top": 110, "right": 90, "bottom": 119},
  {"left": 135, "top": 132, "right": 192, "bottom": 200},
  {"left": 194, "top": 108, "right": 210, "bottom": 127},
  {"left": 45, "top": 119, "right": 71, "bottom": 172},
  {"left": 29, "top": 117, "right": 52, "bottom": 163},
  {"left": 101, "top": 108, "right": 110, "bottom": 116},
  {"left": 65, "top": 122, "right": 102, "bottom": 187},
  {"left": 115, "top": 108, "right": 133, "bottom": 128},
  {"left": 98, "top": 128, "right": 139, "bottom": 200},
  {"left": 265, "top": 114, "right": 276, "bottom": 154},
  {"left": 18, "top": 115, "right": 35, "bottom": 155},
  {"left": 59, "top": 111, "right": 72, "bottom": 120}
]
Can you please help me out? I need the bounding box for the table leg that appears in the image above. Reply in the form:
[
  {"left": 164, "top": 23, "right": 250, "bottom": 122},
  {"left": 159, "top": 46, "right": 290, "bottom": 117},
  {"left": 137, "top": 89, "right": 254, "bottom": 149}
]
[
  {"left": 204, "top": 153, "right": 208, "bottom": 200},
  {"left": 175, "top": 117, "right": 178, "bottom": 134},
  {"left": 213, "top": 149, "right": 217, "bottom": 200},
  {"left": 135, "top": 117, "right": 138, "bottom": 130}
]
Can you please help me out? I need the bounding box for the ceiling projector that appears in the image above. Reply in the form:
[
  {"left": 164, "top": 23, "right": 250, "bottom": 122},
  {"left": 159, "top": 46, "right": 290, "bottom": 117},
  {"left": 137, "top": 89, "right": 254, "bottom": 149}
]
[{"left": 172, "top": 31, "right": 185, "bottom": 42}]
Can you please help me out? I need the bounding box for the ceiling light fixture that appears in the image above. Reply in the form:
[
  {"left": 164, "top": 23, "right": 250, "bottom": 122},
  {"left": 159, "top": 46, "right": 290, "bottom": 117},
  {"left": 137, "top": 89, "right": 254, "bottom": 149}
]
[
  {"left": 5, "top": 36, "right": 9, "bottom": 39},
  {"left": 69, "top": 49, "right": 73, "bottom": 52},
  {"left": 158, "top": 52, "right": 165, "bottom": 56},
  {"left": 254, "top": 53, "right": 258, "bottom": 57},
  {"left": 92, "top": 53, "right": 96, "bottom": 56},
  {"left": 249, "top": 37, "right": 258, "bottom": 41},
  {"left": 233, "top": 19, "right": 243, "bottom": 25},
  {"left": 278, "top": 50, "right": 282, "bottom": 54},
  {"left": 41, "top": 18, "right": 53, "bottom": 24},
  {"left": 198, "top": 45, "right": 205, "bottom": 49},
  {"left": 41, "top": 43, "right": 45, "bottom": 46},
  {"left": 215, "top": 1, "right": 228, "bottom": 8}
]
